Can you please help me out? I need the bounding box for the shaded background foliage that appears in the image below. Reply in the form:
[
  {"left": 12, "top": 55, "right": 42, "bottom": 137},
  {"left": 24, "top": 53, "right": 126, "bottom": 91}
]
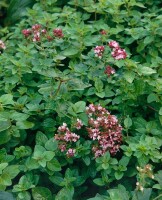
[{"left": 0, "top": 0, "right": 162, "bottom": 199}]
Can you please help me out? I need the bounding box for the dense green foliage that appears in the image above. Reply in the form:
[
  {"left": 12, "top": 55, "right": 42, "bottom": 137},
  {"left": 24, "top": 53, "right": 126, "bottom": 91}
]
[{"left": 0, "top": 0, "right": 162, "bottom": 199}]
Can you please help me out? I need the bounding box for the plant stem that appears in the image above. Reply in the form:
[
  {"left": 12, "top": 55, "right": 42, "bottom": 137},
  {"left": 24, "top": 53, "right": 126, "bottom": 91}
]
[
  {"left": 147, "top": 105, "right": 158, "bottom": 112},
  {"left": 51, "top": 79, "right": 62, "bottom": 99},
  {"left": 153, "top": 194, "right": 162, "bottom": 200}
]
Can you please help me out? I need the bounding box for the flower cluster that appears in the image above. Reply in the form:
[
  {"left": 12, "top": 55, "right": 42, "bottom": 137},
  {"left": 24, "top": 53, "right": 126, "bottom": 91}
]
[
  {"left": 0, "top": 40, "right": 6, "bottom": 53},
  {"left": 22, "top": 29, "right": 32, "bottom": 38},
  {"left": 104, "top": 65, "right": 115, "bottom": 77},
  {"left": 54, "top": 122, "right": 80, "bottom": 157},
  {"left": 54, "top": 105, "right": 122, "bottom": 158},
  {"left": 94, "top": 46, "right": 105, "bottom": 59},
  {"left": 22, "top": 24, "right": 64, "bottom": 42},
  {"left": 75, "top": 119, "right": 84, "bottom": 130},
  {"left": 108, "top": 40, "right": 127, "bottom": 60},
  {"left": 53, "top": 28, "right": 64, "bottom": 38},
  {"left": 86, "top": 104, "right": 122, "bottom": 157},
  {"left": 136, "top": 164, "right": 154, "bottom": 191}
]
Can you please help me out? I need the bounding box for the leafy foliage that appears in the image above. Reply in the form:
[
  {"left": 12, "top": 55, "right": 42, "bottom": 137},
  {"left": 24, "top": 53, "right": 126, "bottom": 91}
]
[{"left": 0, "top": 0, "right": 162, "bottom": 199}]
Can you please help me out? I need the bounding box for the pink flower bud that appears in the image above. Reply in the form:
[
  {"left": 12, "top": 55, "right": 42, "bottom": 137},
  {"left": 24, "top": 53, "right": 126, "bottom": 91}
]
[
  {"left": 111, "top": 48, "right": 127, "bottom": 60},
  {"left": 0, "top": 40, "right": 6, "bottom": 50},
  {"left": 53, "top": 28, "right": 64, "bottom": 38},
  {"left": 66, "top": 148, "right": 76, "bottom": 157},
  {"left": 108, "top": 41, "right": 120, "bottom": 49},
  {"left": 100, "top": 30, "right": 107, "bottom": 35},
  {"left": 104, "top": 66, "right": 115, "bottom": 77},
  {"left": 22, "top": 29, "right": 32, "bottom": 38}
]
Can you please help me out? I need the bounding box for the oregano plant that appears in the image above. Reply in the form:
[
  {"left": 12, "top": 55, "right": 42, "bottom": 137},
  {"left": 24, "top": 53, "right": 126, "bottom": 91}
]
[{"left": 0, "top": 0, "right": 161, "bottom": 199}]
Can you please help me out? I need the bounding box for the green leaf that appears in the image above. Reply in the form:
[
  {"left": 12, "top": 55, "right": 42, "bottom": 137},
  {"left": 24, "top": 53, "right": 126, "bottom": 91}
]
[
  {"left": 103, "top": 152, "right": 110, "bottom": 162},
  {"left": 0, "top": 173, "right": 12, "bottom": 186},
  {"left": 0, "top": 192, "right": 15, "bottom": 200},
  {"left": 47, "top": 158, "right": 61, "bottom": 172},
  {"left": 124, "top": 117, "right": 132, "bottom": 128},
  {"left": 147, "top": 93, "right": 158, "bottom": 103},
  {"left": 115, "top": 171, "right": 124, "bottom": 180},
  {"left": 159, "top": 116, "right": 162, "bottom": 125},
  {"left": 134, "top": 2, "right": 146, "bottom": 8},
  {"left": 10, "top": 112, "right": 29, "bottom": 121},
  {"left": 93, "top": 178, "right": 105, "bottom": 186},
  {"left": 32, "top": 187, "right": 52, "bottom": 200},
  {"left": 0, "top": 120, "right": 11, "bottom": 132},
  {"left": 124, "top": 71, "right": 135, "bottom": 83},
  {"left": 137, "top": 67, "right": 156, "bottom": 75},
  {"left": 108, "top": 185, "right": 130, "bottom": 200},
  {"left": 45, "top": 138, "right": 58, "bottom": 151},
  {"left": 108, "top": 189, "right": 122, "bottom": 200},
  {"left": 25, "top": 158, "right": 39, "bottom": 170},
  {"left": 3, "top": 165, "right": 20, "bottom": 179},
  {"left": 0, "top": 131, "right": 11, "bottom": 145},
  {"left": 0, "top": 163, "right": 8, "bottom": 174},
  {"left": 43, "top": 151, "right": 55, "bottom": 162},
  {"left": 55, "top": 186, "right": 74, "bottom": 200},
  {"left": 36, "top": 132, "right": 48, "bottom": 146},
  {"left": 49, "top": 176, "right": 64, "bottom": 186},
  {"left": 82, "top": 156, "right": 90, "bottom": 166},
  {"left": 16, "top": 121, "right": 34, "bottom": 129},
  {"left": 95, "top": 91, "right": 105, "bottom": 98},
  {"left": 33, "top": 145, "right": 46, "bottom": 160},
  {"left": 18, "top": 191, "right": 31, "bottom": 200},
  {"left": 67, "top": 79, "right": 91, "bottom": 91},
  {"left": 105, "top": 87, "right": 115, "bottom": 97},
  {"left": 101, "top": 163, "right": 109, "bottom": 170},
  {"left": 110, "top": 158, "right": 118, "bottom": 165},
  {"left": 159, "top": 107, "right": 162, "bottom": 115},
  {"left": 154, "top": 170, "right": 162, "bottom": 186},
  {"left": 0, "top": 94, "right": 14, "bottom": 105},
  {"left": 73, "top": 101, "right": 86, "bottom": 113},
  {"left": 63, "top": 47, "right": 79, "bottom": 57},
  {"left": 5, "top": 0, "right": 35, "bottom": 25},
  {"left": 144, "top": 36, "right": 154, "bottom": 45},
  {"left": 87, "top": 195, "right": 105, "bottom": 200},
  {"left": 73, "top": 176, "right": 86, "bottom": 187},
  {"left": 13, "top": 174, "right": 35, "bottom": 192},
  {"left": 119, "top": 156, "right": 130, "bottom": 166},
  {"left": 95, "top": 79, "right": 103, "bottom": 93}
]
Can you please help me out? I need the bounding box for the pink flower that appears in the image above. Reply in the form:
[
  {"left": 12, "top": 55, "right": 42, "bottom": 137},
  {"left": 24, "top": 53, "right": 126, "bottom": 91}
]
[
  {"left": 66, "top": 148, "right": 76, "bottom": 157},
  {"left": 22, "top": 29, "right": 32, "bottom": 38},
  {"left": 32, "top": 24, "right": 41, "bottom": 31},
  {"left": 41, "top": 29, "right": 47, "bottom": 34},
  {"left": 104, "top": 66, "right": 115, "bottom": 77},
  {"left": 86, "top": 104, "right": 122, "bottom": 157},
  {"left": 111, "top": 48, "right": 127, "bottom": 60},
  {"left": 100, "top": 30, "right": 107, "bottom": 35},
  {"left": 54, "top": 122, "right": 80, "bottom": 157},
  {"left": 53, "top": 28, "right": 64, "bottom": 38},
  {"left": 33, "top": 32, "right": 41, "bottom": 42},
  {"left": 94, "top": 46, "right": 105, "bottom": 59},
  {"left": 0, "top": 40, "right": 6, "bottom": 50},
  {"left": 108, "top": 41, "right": 120, "bottom": 49},
  {"left": 58, "top": 144, "right": 66, "bottom": 152},
  {"left": 75, "top": 119, "right": 83, "bottom": 130},
  {"left": 58, "top": 123, "right": 68, "bottom": 132},
  {"left": 64, "top": 131, "right": 80, "bottom": 142}
]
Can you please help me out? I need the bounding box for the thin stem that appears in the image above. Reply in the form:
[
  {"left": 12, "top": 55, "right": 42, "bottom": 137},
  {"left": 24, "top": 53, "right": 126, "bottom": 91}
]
[
  {"left": 147, "top": 105, "right": 158, "bottom": 112},
  {"left": 95, "top": 10, "right": 97, "bottom": 21},
  {"left": 75, "top": 0, "right": 78, "bottom": 9},
  {"left": 51, "top": 78, "right": 71, "bottom": 99},
  {"left": 51, "top": 79, "right": 62, "bottom": 99},
  {"left": 153, "top": 194, "right": 162, "bottom": 200}
]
